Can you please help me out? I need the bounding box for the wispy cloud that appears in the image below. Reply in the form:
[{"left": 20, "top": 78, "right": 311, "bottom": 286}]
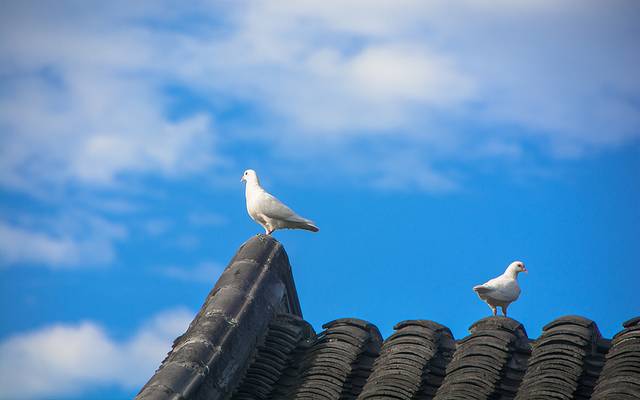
[
  {"left": 0, "top": 308, "right": 193, "bottom": 400},
  {"left": 158, "top": 262, "right": 223, "bottom": 284},
  {"left": 0, "top": 2, "right": 219, "bottom": 195},
  {"left": 0, "top": 212, "right": 126, "bottom": 268},
  {"left": 142, "top": 219, "right": 172, "bottom": 237},
  {"left": 1, "top": 0, "right": 638, "bottom": 194},
  {"left": 0, "top": 0, "right": 637, "bottom": 274},
  {"left": 369, "top": 151, "right": 460, "bottom": 193},
  {"left": 187, "top": 212, "right": 228, "bottom": 227},
  {"left": 175, "top": 0, "right": 639, "bottom": 148}
]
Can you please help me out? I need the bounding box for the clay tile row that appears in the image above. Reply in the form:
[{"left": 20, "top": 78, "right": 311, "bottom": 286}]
[
  {"left": 515, "top": 316, "right": 604, "bottom": 400},
  {"left": 231, "top": 315, "right": 314, "bottom": 400},
  {"left": 282, "top": 318, "right": 382, "bottom": 400},
  {"left": 434, "top": 316, "right": 531, "bottom": 400},
  {"left": 591, "top": 317, "right": 640, "bottom": 400},
  {"left": 357, "top": 320, "right": 455, "bottom": 400}
]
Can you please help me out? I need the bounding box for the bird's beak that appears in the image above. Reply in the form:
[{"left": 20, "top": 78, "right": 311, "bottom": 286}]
[
  {"left": 240, "top": 176, "right": 246, "bottom": 183},
  {"left": 523, "top": 267, "right": 528, "bottom": 274}
]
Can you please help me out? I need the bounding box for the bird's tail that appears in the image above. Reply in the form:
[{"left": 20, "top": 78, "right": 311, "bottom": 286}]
[
  {"left": 287, "top": 217, "right": 319, "bottom": 232},
  {"left": 296, "top": 221, "right": 319, "bottom": 232}
]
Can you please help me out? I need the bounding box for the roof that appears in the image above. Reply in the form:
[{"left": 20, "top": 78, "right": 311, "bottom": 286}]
[{"left": 136, "top": 235, "right": 639, "bottom": 400}]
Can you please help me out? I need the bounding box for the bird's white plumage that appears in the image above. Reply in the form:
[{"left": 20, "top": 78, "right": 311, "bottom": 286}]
[
  {"left": 241, "top": 169, "right": 319, "bottom": 235},
  {"left": 473, "top": 261, "right": 526, "bottom": 316}
]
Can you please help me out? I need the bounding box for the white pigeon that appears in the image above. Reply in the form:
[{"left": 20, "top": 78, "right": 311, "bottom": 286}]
[
  {"left": 473, "top": 261, "right": 527, "bottom": 317},
  {"left": 241, "top": 169, "right": 319, "bottom": 235}
]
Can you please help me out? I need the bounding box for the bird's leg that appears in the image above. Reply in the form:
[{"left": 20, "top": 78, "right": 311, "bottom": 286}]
[
  {"left": 501, "top": 306, "right": 508, "bottom": 317},
  {"left": 491, "top": 306, "right": 497, "bottom": 316}
]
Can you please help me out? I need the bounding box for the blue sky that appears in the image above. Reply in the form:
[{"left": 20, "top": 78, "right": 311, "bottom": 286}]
[{"left": 1, "top": 1, "right": 639, "bottom": 399}]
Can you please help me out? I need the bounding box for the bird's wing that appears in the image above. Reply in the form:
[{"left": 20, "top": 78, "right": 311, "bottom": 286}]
[
  {"left": 476, "top": 277, "right": 519, "bottom": 302},
  {"left": 256, "top": 191, "right": 308, "bottom": 222},
  {"left": 474, "top": 276, "right": 502, "bottom": 292},
  {"left": 486, "top": 288, "right": 517, "bottom": 302},
  {"left": 473, "top": 284, "right": 493, "bottom": 294}
]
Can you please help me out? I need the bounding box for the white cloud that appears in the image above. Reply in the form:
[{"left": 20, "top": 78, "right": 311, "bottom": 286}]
[
  {"left": 159, "top": 262, "right": 223, "bottom": 283},
  {"left": 345, "top": 44, "right": 474, "bottom": 106},
  {"left": 169, "top": 0, "right": 639, "bottom": 145},
  {"left": 0, "top": 72, "right": 216, "bottom": 193},
  {"left": 0, "top": 308, "right": 193, "bottom": 400},
  {"left": 369, "top": 152, "right": 459, "bottom": 193},
  {"left": 0, "top": 2, "right": 219, "bottom": 195},
  {"left": 1, "top": 0, "right": 638, "bottom": 196},
  {"left": 161, "top": 0, "right": 638, "bottom": 188},
  {"left": 0, "top": 213, "right": 126, "bottom": 268}
]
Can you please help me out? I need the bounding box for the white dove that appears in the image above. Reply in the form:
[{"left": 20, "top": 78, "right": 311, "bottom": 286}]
[
  {"left": 473, "top": 261, "right": 527, "bottom": 317},
  {"left": 241, "top": 169, "right": 319, "bottom": 235}
]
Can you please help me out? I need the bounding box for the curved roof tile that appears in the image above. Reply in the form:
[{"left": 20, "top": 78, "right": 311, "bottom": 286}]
[{"left": 591, "top": 317, "right": 640, "bottom": 400}]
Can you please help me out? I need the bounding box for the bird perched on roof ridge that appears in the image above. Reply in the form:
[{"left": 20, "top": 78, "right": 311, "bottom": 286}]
[
  {"left": 473, "top": 261, "right": 527, "bottom": 317},
  {"left": 241, "top": 169, "right": 319, "bottom": 235}
]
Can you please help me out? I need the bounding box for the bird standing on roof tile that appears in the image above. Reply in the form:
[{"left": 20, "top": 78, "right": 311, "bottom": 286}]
[
  {"left": 473, "top": 261, "right": 527, "bottom": 316},
  {"left": 241, "top": 169, "right": 319, "bottom": 235}
]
